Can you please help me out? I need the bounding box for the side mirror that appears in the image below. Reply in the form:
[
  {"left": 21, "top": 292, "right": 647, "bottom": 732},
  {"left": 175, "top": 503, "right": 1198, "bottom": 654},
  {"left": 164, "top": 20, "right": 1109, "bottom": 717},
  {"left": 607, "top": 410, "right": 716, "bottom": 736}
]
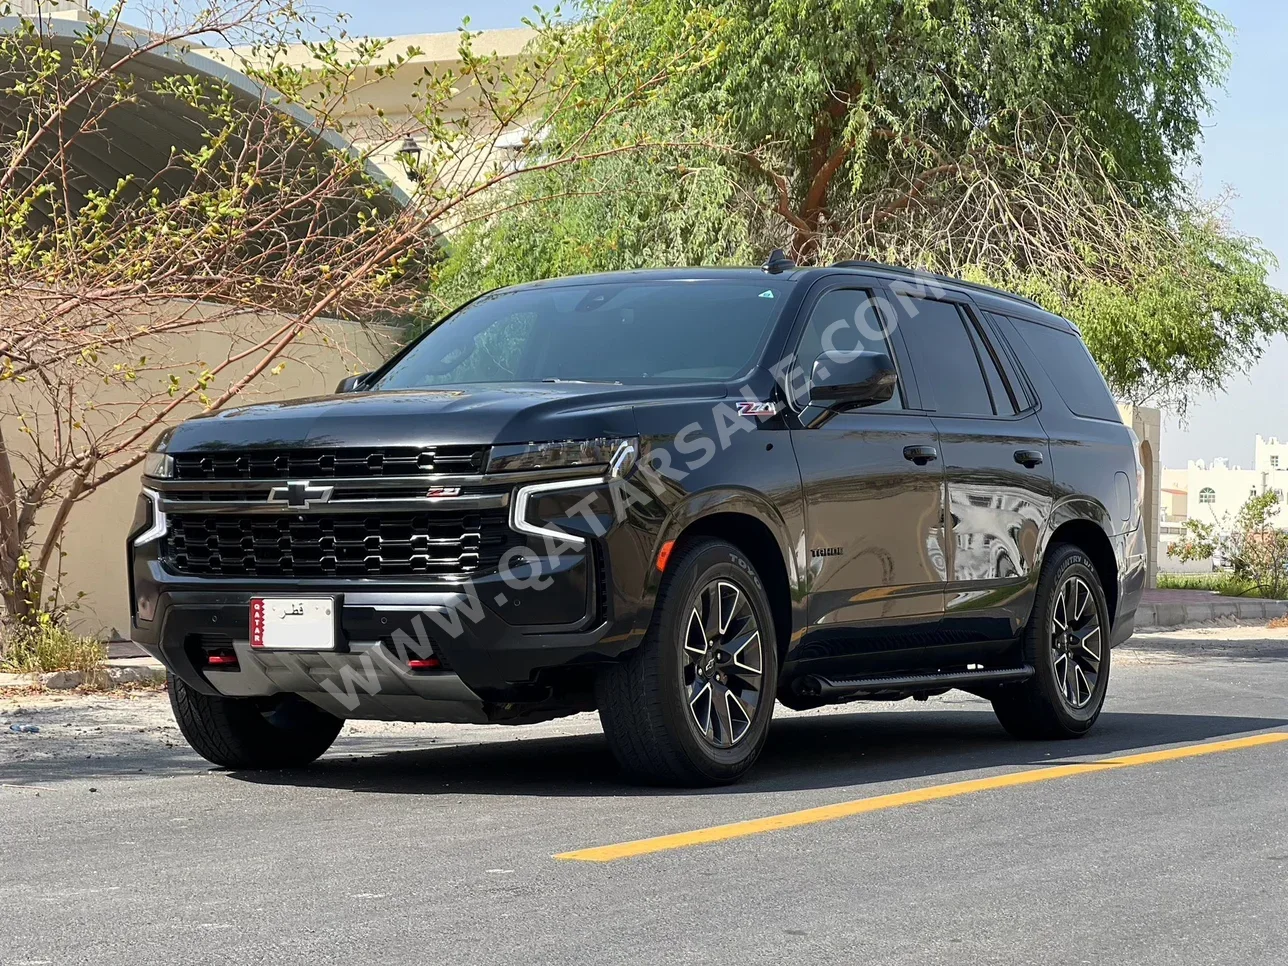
[
  {"left": 335, "top": 372, "right": 373, "bottom": 394},
  {"left": 807, "top": 351, "right": 897, "bottom": 411}
]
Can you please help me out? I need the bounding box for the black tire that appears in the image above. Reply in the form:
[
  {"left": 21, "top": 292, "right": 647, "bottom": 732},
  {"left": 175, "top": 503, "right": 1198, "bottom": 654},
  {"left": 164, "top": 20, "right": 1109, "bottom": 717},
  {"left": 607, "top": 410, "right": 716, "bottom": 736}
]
[
  {"left": 169, "top": 674, "right": 344, "bottom": 769},
  {"left": 596, "top": 538, "right": 779, "bottom": 786},
  {"left": 992, "top": 543, "right": 1112, "bottom": 740}
]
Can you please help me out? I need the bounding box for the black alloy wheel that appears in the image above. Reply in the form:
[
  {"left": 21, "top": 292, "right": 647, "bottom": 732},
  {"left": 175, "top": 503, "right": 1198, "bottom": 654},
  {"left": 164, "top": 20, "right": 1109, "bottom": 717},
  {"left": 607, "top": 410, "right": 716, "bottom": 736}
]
[
  {"left": 991, "top": 543, "right": 1112, "bottom": 740},
  {"left": 595, "top": 538, "right": 779, "bottom": 786},
  {"left": 681, "top": 579, "right": 765, "bottom": 749},
  {"left": 1049, "top": 574, "right": 1103, "bottom": 710}
]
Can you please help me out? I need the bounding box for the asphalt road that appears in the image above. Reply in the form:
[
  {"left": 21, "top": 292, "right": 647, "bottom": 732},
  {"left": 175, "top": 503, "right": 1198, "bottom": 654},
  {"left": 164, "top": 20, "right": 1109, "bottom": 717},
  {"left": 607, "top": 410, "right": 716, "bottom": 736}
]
[{"left": 3, "top": 625, "right": 1288, "bottom": 966}]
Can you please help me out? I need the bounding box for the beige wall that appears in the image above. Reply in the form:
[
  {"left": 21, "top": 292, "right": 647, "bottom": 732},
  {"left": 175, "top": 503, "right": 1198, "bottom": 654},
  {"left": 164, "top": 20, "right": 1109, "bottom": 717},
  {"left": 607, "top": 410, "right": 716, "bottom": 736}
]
[
  {"left": 8, "top": 312, "right": 401, "bottom": 639},
  {"left": 200, "top": 28, "right": 540, "bottom": 199},
  {"left": 1119, "top": 404, "right": 1162, "bottom": 589}
]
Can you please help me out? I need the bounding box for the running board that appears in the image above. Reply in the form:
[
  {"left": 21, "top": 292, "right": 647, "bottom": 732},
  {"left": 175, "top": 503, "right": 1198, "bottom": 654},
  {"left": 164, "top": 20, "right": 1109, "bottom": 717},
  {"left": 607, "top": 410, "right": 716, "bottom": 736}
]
[{"left": 798, "top": 665, "right": 1035, "bottom": 700}]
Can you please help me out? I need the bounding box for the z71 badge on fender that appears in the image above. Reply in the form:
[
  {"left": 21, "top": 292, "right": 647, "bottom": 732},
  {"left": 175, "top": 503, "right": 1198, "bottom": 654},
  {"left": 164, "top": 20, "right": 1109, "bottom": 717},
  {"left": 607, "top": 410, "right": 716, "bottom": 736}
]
[{"left": 735, "top": 400, "right": 777, "bottom": 417}]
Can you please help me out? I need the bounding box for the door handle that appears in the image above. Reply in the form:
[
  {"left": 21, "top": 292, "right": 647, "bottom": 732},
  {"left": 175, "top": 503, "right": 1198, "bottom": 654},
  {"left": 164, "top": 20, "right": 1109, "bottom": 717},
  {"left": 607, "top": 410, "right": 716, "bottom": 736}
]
[
  {"left": 1014, "top": 449, "right": 1045, "bottom": 469},
  {"left": 903, "top": 444, "right": 938, "bottom": 466}
]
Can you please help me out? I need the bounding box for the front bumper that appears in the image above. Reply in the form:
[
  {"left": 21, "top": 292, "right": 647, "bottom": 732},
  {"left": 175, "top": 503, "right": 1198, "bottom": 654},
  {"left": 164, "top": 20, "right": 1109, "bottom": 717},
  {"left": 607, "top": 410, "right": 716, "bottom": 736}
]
[
  {"left": 127, "top": 475, "right": 654, "bottom": 716},
  {"left": 131, "top": 572, "right": 636, "bottom": 708}
]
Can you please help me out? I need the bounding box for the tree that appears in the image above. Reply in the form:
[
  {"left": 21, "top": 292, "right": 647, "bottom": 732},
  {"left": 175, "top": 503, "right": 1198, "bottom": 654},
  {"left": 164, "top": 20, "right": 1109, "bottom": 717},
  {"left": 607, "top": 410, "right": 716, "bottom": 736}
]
[
  {"left": 437, "top": 0, "right": 1288, "bottom": 412},
  {"left": 1169, "top": 491, "right": 1288, "bottom": 600},
  {"left": 0, "top": 0, "right": 692, "bottom": 622}
]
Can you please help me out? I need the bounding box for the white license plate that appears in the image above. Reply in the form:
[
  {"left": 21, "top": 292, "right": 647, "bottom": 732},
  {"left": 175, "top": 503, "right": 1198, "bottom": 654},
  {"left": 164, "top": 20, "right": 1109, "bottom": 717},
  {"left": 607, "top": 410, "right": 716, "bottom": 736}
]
[{"left": 250, "top": 597, "right": 337, "bottom": 650}]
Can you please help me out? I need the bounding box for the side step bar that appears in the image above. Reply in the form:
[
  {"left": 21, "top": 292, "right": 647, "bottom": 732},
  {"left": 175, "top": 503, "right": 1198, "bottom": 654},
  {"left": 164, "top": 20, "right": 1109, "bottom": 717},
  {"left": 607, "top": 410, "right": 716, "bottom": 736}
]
[{"left": 798, "top": 665, "right": 1035, "bottom": 700}]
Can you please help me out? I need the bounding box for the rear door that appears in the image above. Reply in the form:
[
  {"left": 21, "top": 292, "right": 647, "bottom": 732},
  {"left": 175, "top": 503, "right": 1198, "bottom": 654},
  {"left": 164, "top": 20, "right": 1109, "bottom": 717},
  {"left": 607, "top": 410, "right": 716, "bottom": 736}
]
[
  {"left": 885, "top": 286, "right": 1055, "bottom": 657},
  {"left": 787, "top": 278, "right": 947, "bottom": 676}
]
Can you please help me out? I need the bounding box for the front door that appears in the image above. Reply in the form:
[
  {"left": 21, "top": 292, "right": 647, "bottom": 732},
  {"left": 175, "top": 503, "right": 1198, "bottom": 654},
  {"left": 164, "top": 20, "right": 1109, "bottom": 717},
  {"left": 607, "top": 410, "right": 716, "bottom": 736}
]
[
  {"left": 787, "top": 281, "right": 948, "bottom": 676},
  {"left": 885, "top": 288, "right": 1056, "bottom": 659}
]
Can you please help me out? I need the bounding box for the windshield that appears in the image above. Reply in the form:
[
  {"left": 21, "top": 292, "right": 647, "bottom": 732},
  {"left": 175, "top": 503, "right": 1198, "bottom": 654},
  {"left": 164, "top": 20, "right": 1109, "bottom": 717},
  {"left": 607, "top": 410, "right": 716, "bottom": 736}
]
[{"left": 371, "top": 278, "right": 790, "bottom": 390}]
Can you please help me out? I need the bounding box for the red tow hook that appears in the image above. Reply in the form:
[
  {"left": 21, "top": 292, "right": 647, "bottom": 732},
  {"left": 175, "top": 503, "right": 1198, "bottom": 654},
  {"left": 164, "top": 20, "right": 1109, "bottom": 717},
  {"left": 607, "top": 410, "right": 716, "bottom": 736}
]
[{"left": 407, "top": 657, "right": 440, "bottom": 671}]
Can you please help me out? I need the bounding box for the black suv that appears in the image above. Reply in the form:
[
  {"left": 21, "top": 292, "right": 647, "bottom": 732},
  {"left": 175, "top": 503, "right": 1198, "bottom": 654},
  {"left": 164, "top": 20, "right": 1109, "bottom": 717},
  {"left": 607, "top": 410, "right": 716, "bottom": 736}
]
[{"left": 129, "top": 261, "right": 1147, "bottom": 785}]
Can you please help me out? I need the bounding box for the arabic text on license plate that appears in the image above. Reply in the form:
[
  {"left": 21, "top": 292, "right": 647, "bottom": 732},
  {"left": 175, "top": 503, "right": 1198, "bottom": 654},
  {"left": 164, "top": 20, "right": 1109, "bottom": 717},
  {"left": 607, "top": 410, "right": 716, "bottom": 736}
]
[{"left": 250, "top": 597, "right": 337, "bottom": 650}]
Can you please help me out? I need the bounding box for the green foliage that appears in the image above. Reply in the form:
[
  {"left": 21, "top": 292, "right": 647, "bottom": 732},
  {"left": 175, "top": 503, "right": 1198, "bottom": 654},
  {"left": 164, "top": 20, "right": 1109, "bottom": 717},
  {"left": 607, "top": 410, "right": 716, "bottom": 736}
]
[
  {"left": 0, "top": 613, "right": 106, "bottom": 674},
  {"left": 0, "top": 1, "right": 682, "bottom": 623},
  {"left": 1169, "top": 491, "right": 1288, "bottom": 599},
  {"left": 439, "top": 0, "right": 1287, "bottom": 412},
  {"left": 1155, "top": 572, "right": 1263, "bottom": 598}
]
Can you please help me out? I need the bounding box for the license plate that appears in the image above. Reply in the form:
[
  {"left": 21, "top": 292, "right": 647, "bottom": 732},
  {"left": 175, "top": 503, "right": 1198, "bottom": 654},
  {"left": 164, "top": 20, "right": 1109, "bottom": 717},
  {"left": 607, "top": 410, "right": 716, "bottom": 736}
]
[{"left": 250, "top": 597, "right": 337, "bottom": 650}]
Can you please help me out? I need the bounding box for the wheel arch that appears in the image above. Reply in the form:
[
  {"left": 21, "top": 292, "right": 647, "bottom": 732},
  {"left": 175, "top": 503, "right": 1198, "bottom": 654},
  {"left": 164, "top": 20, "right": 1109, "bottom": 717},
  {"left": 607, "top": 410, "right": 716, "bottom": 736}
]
[
  {"left": 650, "top": 490, "right": 801, "bottom": 666},
  {"left": 1043, "top": 514, "right": 1119, "bottom": 625}
]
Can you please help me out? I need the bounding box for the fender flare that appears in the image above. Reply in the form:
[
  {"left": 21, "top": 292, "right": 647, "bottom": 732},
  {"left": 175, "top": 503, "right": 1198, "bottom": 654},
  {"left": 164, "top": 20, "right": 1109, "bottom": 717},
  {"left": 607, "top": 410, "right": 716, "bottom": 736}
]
[{"left": 627, "top": 486, "right": 804, "bottom": 646}]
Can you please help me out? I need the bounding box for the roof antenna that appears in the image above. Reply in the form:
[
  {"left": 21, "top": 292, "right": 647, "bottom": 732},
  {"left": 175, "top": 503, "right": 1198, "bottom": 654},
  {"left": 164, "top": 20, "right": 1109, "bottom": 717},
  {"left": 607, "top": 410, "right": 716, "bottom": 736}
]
[{"left": 763, "top": 248, "right": 795, "bottom": 275}]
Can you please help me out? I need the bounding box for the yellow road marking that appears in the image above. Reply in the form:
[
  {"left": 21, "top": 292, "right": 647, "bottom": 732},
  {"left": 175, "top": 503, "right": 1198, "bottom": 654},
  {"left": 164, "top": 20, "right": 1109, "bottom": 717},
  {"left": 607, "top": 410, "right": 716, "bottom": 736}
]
[{"left": 556, "top": 732, "right": 1288, "bottom": 862}]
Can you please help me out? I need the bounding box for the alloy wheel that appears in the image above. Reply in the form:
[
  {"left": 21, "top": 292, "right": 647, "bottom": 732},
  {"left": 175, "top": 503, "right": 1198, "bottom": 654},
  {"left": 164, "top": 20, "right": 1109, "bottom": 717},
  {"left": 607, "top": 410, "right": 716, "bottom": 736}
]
[
  {"left": 681, "top": 579, "right": 764, "bottom": 748},
  {"left": 1050, "top": 575, "right": 1102, "bottom": 710}
]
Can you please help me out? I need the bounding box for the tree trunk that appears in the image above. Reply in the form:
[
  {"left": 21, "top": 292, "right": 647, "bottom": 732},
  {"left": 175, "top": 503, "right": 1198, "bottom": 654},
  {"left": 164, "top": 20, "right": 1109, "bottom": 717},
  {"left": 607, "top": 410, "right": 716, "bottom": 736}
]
[{"left": 0, "top": 422, "right": 25, "bottom": 621}]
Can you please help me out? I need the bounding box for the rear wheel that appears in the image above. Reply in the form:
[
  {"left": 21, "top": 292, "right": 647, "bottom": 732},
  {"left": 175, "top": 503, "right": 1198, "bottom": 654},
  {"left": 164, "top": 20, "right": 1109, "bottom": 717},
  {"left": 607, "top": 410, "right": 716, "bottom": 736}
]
[
  {"left": 992, "top": 543, "right": 1111, "bottom": 740},
  {"left": 596, "top": 538, "right": 778, "bottom": 786},
  {"left": 169, "top": 674, "right": 344, "bottom": 769}
]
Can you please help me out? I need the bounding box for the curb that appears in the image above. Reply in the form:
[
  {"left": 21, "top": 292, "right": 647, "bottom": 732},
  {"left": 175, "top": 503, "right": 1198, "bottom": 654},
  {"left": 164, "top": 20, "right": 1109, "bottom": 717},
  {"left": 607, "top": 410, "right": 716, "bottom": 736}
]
[
  {"left": 1135, "top": 598, "right": 1288, "bottom": 630},
  {"left": 0, "top": 662, "right": 165, "bottom": 690}
]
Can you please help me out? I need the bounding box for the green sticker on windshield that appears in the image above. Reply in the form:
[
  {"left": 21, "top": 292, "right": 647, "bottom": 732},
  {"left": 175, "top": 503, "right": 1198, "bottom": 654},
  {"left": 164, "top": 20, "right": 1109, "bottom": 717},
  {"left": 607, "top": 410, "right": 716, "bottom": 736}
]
[{"left": 759, "top": 290, "right": 775, "bottom": 299}]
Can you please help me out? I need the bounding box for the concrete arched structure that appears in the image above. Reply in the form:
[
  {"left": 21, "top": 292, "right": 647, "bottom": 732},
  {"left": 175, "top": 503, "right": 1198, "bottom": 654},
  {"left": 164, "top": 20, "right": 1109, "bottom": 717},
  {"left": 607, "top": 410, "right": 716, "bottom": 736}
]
[{"left": 0, "top": 15, "right": 410, "bottom": 212}]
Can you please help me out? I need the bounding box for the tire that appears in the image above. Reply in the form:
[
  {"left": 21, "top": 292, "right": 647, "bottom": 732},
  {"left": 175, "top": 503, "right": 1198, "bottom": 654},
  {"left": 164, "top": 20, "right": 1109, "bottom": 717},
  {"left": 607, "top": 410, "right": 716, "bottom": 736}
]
[
  {"left": 992, "top": 543, "right": 1112, "bottom": 740},
  {"left": 169, "top": 674, "right": 344, "bottom": 769},
  {"left": 596, "top": 538, "right": 779, "bottom": 786}
]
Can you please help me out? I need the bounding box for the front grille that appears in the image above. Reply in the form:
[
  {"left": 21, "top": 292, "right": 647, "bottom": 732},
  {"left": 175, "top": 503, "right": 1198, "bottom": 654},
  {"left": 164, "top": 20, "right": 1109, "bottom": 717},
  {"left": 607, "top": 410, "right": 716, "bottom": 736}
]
[
  {"left": 164, "top": 508, "right": 511, "bottom": 578},
  {"left": 172, "top": 446, "right": 488, "bottom": 481}
]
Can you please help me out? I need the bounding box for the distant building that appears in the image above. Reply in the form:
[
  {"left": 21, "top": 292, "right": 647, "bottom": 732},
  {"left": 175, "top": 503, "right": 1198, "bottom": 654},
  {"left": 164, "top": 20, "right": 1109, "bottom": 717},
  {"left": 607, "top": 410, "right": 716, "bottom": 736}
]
[{"left": 1161, "top": 435, "right": 1288, "bottom": 526}]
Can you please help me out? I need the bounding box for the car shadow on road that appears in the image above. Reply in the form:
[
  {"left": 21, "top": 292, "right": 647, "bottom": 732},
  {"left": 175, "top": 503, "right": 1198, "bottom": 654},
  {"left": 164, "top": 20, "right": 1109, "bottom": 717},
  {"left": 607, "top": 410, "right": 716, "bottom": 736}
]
[{"left": 225, "top": 708, "right": 1288, "bottom": 799}]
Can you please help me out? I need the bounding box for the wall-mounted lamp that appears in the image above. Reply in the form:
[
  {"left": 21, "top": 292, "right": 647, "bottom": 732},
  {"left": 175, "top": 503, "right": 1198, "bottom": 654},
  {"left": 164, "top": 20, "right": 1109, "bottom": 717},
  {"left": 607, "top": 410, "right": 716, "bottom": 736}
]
[{"left": 397, "top": 136, "right": 422, "bottom": 182}]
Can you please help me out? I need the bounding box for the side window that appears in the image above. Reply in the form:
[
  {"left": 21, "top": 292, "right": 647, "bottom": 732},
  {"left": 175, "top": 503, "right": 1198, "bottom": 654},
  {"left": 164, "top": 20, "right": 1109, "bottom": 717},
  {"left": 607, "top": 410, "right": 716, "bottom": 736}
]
[
  {"left": 965, "top": 317, "right": 1017, "bottom": 416},
  {"left": 983, "top": 313, "right": 1034, "bottom": 410},
  {"left": 896, "top": 297, "right": 995, "bottom": 416},
  {"left": 792, "top": 288, "right": 901, "bottom": 410},
  {"left": 1002, "top": 315, "right": 1120, "bottom": 422}
]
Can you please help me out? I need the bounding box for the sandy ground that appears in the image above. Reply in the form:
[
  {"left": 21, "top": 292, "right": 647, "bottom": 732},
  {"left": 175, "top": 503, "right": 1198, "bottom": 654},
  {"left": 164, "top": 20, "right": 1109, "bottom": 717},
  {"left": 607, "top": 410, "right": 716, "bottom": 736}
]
[{"left": 3, "top": 621, "right": 1286, "bottom": 777}]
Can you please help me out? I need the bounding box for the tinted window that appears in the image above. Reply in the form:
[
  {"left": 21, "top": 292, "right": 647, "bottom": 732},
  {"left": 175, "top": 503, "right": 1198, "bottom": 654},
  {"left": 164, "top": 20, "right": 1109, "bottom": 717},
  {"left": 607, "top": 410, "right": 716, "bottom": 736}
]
[
  {"left": 374, "top": 279, "right": 789, "bottom": 389},
  {"left": 898, "top": 298, "right": 994, "bottom": 415},
  {"left": 792, "top": 289, "right": 900, "bottom": 410},
  {"left": 983, "top": 313, "right": 1033, "bottom": 409},
  {"left": 965, "top": 318, "right": 1017, "bottom": 416},
  {"left": 1003, "top": 316, "right": 1120, "bottom": 421}
]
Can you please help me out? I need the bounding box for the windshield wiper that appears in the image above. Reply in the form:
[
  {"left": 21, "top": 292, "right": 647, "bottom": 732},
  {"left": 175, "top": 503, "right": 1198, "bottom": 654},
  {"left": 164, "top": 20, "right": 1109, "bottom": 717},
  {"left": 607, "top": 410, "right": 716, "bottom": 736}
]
[{"left": 542, "top": 378, "right": 624, "bottom": 385}]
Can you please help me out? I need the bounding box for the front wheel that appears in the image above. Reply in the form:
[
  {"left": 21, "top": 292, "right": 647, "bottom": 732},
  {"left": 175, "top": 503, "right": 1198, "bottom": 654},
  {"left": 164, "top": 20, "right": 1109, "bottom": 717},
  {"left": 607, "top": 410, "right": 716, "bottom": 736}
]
[
  {"left": 992, "top": 543, "right": 1112, "bottom": 740},
  {"left": 169, "top": 675, "right": 344, "bottom": 769},
  {"left": 596, "top": 538, "right": 778, "bottom": 786}
]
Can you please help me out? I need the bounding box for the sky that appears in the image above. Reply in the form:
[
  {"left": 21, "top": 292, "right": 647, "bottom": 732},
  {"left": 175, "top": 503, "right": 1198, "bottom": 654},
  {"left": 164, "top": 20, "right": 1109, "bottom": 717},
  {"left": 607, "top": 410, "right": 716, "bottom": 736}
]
[{"left": 331, "top": 0, "right": 1287, "bottom": 469}]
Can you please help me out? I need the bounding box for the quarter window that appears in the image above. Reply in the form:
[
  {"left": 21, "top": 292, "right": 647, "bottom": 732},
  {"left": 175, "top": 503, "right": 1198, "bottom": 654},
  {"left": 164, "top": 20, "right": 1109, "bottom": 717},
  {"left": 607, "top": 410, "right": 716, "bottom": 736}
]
[{"left": 1002, "top": 316, "right": 1120, "bottom": 422}]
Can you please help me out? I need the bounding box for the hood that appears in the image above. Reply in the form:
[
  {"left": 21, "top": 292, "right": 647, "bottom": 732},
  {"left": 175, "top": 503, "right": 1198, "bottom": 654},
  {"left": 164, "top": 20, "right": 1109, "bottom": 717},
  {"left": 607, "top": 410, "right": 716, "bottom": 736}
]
[{"left": 159, "top": 381, "right": 728, "bottom": 452}]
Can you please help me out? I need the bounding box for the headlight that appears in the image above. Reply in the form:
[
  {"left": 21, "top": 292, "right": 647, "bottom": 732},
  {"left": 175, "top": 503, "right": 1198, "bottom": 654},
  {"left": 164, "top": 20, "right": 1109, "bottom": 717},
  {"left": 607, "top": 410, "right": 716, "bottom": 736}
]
[
  {"left": 143, "top": 451, "right": 174, "bottom": 479},
  {"left": 487, "top": 437, "right": 638, "bottom": 476}
]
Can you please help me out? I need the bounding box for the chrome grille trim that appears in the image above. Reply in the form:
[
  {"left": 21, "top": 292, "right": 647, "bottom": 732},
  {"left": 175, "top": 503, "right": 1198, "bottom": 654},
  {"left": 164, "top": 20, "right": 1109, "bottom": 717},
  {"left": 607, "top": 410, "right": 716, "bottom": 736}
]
[
  {"left": 147, "top": 466, "right": 605, "bottom": 493},
  {"left": 156, "top": 493, "right": 509, "bottom": 516},
  {"left": 169, "top": 445, "right": 489, "bottom": 481}
]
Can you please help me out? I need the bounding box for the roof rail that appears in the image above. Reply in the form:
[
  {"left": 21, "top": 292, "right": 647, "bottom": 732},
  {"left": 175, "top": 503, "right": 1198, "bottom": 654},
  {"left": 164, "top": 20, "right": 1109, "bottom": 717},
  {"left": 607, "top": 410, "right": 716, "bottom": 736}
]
[{"left": 831, "top": 260, "right": 1042, "bottom": 309}]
